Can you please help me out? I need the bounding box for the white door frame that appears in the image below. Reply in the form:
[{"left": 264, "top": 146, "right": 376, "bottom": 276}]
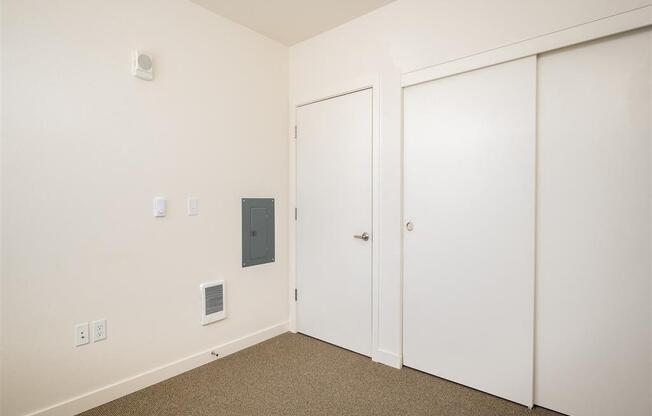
[{"left": 289, "top": 74, "right": 382, "bottom": 362}]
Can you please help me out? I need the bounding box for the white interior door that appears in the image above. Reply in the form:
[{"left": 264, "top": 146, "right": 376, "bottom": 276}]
[
  {"left": 535, "top": 29, "right": 652, "bottom": 416},
  {"left": 403, "top": 57, "right": 536, "bottom": 406},
  {"left": 296, "top": 89, "right": 373, "bottom": 356}
]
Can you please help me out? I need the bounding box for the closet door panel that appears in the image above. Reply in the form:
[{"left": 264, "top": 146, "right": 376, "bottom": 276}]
[
  {"left": 536, "top": 29, "right": 652, "bottom": 416},
  {"left": 403, "top": 56, "right": 536, "bottom": 407}
]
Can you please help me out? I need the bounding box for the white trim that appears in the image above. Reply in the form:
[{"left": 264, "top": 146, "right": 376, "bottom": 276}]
[
  {"left": 289, "top": 99, "right": 298, "bottom": 334},
  {"left": 289, "top": 74, "right": 383, "bottom": 364},
  {"left": 23, "top": 322, "right": 289, "bottom": 416},
  {"left": 371, "top": 77, "right": 382, "bottom": 367},
  {"left": 374, "top": 348, "right": 401, "bottom": 369},
  {"left": 401, "top": 5, "right": 652, "bottom": 87},
  {"left": 293, "top": 74, "right": 380, "bottom": 109}
]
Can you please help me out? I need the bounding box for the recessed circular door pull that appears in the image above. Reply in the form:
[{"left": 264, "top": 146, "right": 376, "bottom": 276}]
[
  {"left": 353, "top": 232, "right": 370, "bottom": 241},
  {"left": 406, "top": 221, "right": 414, "bottom": 231}
]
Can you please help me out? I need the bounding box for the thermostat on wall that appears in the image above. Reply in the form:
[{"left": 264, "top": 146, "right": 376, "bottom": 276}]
[{"left": 132, "top": 51, "right": 153, "bottom": 81}]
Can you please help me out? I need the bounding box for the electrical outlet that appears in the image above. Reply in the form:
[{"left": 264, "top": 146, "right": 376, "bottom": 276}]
[
  {"left": 92, "top": 319, "right": 107, "bottom": 342},
  {"left": 75, "top": 323, "right": 90, "bottom": 347}
]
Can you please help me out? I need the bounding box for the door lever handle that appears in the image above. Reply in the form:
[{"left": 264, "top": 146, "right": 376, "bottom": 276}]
[{"left": 354, "top": 232, "right": 370, "bottom": 242}]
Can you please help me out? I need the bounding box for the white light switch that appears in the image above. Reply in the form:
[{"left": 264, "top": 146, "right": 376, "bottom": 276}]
[
  {"left": 153, "top": 197, "right": 167, "bottom": 217},
  {"left": 187, "top": 198, "right": 199, "bottom": 216}
]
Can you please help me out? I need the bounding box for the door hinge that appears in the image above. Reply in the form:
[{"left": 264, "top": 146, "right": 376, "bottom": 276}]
[
  {"left": 294, "top": 288, "right": 298, "bottom": 301},
  {"left": 294, "top": 125, "right": 297, "bottom": 139},
  {"left": 294, "top": 207, "right": 297, "bottom": 221}
]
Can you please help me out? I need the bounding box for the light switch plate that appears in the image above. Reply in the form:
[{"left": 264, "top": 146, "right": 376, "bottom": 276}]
[
  {"left": 187, "top": 198, "right": 199, "bottom": 216},
  {"left": 153, "top": 197, "right": 166, "bottom": 217}
]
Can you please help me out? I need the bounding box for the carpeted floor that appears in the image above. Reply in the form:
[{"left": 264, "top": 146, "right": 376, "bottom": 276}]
[{"left": 79, "top": 333, "right": 562, "bottom": 416}]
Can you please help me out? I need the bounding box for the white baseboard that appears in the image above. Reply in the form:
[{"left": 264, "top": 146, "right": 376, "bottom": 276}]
[
  {"left": 25, "top": 322, "right": 289, "bottom": 416},
  {"left": 373, "top": 348, "right": 402, "bottom": 369}
]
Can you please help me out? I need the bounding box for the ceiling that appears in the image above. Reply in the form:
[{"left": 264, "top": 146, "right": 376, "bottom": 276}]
[{"left": 191, "top": 0, "right": 396, "bottom": 45}]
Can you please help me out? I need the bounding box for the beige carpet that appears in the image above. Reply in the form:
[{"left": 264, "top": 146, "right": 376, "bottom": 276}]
[{"left": 80, "top": 333, "right": 562, "bottom": 416}]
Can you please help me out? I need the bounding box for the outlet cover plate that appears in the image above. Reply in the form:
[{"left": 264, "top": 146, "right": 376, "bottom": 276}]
[
  {"left": 75, "top": 322, "right": 90, "bottom": 347},
  {"left": 92, "top": 319, "right": 107, "bottom": 342}
]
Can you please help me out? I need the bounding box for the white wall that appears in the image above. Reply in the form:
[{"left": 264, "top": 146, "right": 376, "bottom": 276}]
[
  {"left": 289, "top": 0, "right": 651, "bottom": 364},
  {"left": 1, "top": 1, "right": 288, "bottom": 415},
  {"left": 0, "top": 0, "right": 3, "bottom": 412}
]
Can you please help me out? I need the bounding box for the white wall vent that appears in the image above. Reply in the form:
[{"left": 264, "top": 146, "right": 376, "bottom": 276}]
[{"left": 200, "top": 281, "right": 225, "bottom": 325}]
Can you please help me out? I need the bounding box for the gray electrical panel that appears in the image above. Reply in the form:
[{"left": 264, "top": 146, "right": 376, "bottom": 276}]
[{"left": 242, "top": 198, "right": 275, "bottom": 267}]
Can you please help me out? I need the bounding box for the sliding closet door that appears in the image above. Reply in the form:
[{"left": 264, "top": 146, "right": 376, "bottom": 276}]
[
  {"left": 403, "top": 56, "right": 536, "bottom": 407},
  {"left": 536, "top": 29, "right": 651, "bottom": 416}
]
